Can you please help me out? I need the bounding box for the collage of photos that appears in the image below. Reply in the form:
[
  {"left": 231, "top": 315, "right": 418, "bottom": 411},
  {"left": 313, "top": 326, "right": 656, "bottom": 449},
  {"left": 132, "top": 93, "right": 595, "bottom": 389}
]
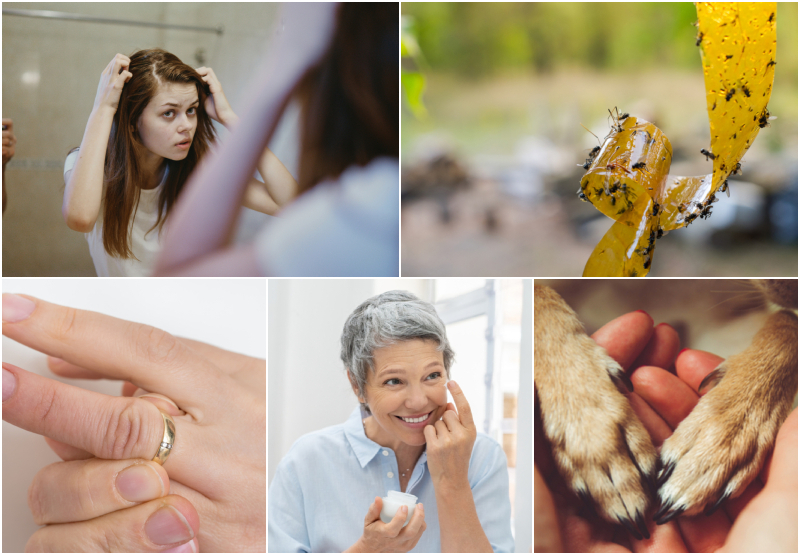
[{"left": 0, "top": 1, "right": 796, "bottom": 554}]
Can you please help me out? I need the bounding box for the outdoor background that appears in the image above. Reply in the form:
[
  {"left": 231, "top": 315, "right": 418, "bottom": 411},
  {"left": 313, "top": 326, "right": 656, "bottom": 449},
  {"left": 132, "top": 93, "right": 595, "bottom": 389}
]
[{"left": 401, "top": 2, "right": 798, "bottom": 277}]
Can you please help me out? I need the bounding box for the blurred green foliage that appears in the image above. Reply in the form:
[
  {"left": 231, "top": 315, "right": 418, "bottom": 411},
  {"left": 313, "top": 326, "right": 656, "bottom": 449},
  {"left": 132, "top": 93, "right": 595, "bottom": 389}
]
[
  {"left": 401, "top": 2, "right": 797, "bottom": 86},
  {"left": 402, "top": 16, "right": 428, "bottom": 119}
]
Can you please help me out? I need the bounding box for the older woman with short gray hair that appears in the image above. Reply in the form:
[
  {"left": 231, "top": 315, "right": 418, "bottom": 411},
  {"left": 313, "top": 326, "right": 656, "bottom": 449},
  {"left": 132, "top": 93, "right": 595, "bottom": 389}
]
[{"left": 269, "top": 291, "right": 514, "bottom": 553}]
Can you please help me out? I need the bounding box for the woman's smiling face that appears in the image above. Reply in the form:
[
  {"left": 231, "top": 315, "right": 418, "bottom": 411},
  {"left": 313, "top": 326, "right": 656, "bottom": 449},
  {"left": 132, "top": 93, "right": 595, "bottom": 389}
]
[{"left": 359, "top": 338, "right": 449, "bottom": 447}]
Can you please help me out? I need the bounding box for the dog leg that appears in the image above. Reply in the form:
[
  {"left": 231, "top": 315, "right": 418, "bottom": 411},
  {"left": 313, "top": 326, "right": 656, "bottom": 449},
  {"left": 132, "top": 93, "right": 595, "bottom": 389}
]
[
  {"left": 535, "top": 285, "right": 657, "bottom": 539},
  {"left": 655, "top": 308, "right": 798, "bottom": 523}
]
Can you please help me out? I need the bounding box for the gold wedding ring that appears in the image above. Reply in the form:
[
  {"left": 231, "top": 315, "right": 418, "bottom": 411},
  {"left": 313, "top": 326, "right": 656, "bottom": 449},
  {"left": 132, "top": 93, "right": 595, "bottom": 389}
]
[{"left": 152, "top": 410, "right": 176, "bottom": 465}]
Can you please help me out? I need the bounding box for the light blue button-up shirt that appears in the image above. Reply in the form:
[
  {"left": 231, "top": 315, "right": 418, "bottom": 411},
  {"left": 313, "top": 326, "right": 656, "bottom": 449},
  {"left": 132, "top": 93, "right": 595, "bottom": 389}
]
[{"left": 269, "top": 406, "right": 514, "bottom": 552}]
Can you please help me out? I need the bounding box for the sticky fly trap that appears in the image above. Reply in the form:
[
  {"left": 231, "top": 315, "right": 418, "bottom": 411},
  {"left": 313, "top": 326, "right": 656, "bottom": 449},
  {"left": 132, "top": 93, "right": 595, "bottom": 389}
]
[{"left": 580, "top": 2, "right": 776, "bottom": 277}]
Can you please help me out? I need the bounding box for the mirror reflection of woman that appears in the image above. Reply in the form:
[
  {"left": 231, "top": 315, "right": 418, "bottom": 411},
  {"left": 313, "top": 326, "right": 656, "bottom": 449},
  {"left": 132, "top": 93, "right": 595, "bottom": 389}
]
[
  {"left": 63, "top": 49, "right": 295, "bottom": 277},
  {"left": 269, "top": 291, "right": 514, "bottom": 552}
]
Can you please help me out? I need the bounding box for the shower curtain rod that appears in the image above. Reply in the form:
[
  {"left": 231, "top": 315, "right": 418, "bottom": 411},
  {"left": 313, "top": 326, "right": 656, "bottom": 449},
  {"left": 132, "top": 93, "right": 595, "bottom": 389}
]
[{"left": 2, "top": 8, "right": 224, "bottom": 35}]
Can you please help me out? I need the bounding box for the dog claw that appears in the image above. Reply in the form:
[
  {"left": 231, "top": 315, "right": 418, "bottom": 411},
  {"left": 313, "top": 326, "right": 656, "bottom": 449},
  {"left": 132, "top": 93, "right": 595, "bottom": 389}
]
[
  {"left": 655, "top": 460, "right": 675, "bottom": 489},
  {"left": 635, "top": 510, "right": 650, "bottom": 540},
  {"left": 704, "top": 490, "right": 730, "bottom": 516},
  {"left": 619, "top": 517, "right": 643, "bottom": 541},
  {"left": 655, "top": 506, "right": 685, "bottom": 525}
]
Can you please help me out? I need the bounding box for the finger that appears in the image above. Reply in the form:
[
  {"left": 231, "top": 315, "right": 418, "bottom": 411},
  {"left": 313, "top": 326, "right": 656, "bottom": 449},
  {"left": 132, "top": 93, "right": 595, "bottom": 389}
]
[
  {"left": 3, "top": 363, "right": 174, "bottom": 463},
  {"left": 2, "top": 293, "right": 229, "bottom": 411},
  {"left": 45, "top": 391, "right": 186, "bottom": 460},
  {"left": 441, "top": 409, "right": 460, "bottom": 431},
  {"left": 2, "top": 118, "right": 12, "bottom": 130},
  {"left": 45, "top": 436, "right": 93, "bottom": 461},
  {"left": 423, "top": 424, "right": 437, "bottom": 444},
  {"left": 631, "top": 365, "right": 700, "bottom": 431},
  {"left": 30, "top": 458, "right": 169, "bottom": 524},
  {"left": 365, "top": 496, "right": 382, "bottom": 525},
  {"left": 133, "top": 390, "right": 185, "bottom": 416},
  {"left": 626, "top": 389, "right": 673, "bottom": 446},
  {"left": 591, "top": 310, "right": 654, "bottom": 370},
  {"left": 52, "top": 337, "right": 257, "bottom": 378},
  {"left": 433, "top": 419, "right": 448, "bottom": 437},
  {"left": 675, "top": 349, "right": 725, "bottom": 392},
  {"left": 763, "top": 408, "right": 798, "bottom": 492},
  {"left": 26, "top": 495, "right": 199, "bottom": 553},
  {"left": 177, "top": 337, "right": 263, "bottom": 376},
  {"left": 402, "top": 503, "right": 425, "bottom": 538},
  {"left": 630, "top": 322, "right": 680, "bottom": 372},
  {"left": 385, "top": 505, "right": 407, "bottom": 537},
  {"left": 48, "top": 356, "right": 104, "bottom": 379},
  {"left": 111, "top": 54, "right": 129, "bottom": 77},
  {"left": 446, "top": 380, "right": 474, "bottom": 429}
]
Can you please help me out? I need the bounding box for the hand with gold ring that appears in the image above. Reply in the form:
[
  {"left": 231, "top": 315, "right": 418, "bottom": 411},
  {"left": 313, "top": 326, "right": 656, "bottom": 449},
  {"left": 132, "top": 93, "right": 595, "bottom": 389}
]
[{"left": 2, "top": 293, "right": 266, "bottom": 552}]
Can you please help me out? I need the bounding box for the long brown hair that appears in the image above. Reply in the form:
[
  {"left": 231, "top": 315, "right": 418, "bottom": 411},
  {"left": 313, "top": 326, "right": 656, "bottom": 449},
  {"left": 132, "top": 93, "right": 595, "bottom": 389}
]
[
  {"left": 293, "top": 3, "right": 399, "bottom": 194},
  {"left": 102, "top": 48, "right": 216, "bottom": 259}
]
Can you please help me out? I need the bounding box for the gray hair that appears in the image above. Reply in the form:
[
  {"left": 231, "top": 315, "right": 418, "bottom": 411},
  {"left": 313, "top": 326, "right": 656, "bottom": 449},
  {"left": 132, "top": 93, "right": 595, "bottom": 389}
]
[{"left": 341, "top": 290, "right": 454, "bottom": 414}]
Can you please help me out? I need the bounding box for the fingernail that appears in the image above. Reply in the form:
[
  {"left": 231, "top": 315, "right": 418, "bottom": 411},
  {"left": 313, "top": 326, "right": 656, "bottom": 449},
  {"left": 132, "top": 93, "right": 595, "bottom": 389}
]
[
  {"left": 162, "top": 539, "right": 197, "bottom": 553},
  {"left": 2, "top": 294, "right": 35, "bottom": 323},
  {"left": 145, "top": 506, "right": 193, "bottom": 545},
  {"left": 117, "top": 464, "right": 165, "bottom": 503},
  {"left": 3, "top": 367, "right": 16, "bottom": 402}
]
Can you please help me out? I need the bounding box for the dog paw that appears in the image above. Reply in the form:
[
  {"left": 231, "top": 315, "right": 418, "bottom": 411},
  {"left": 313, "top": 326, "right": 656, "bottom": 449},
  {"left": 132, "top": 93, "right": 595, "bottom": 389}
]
[
  {"left": 655, "top": 327, "right": 798, "bottom": 524},
  {"left": 537, "top": 333, "right": 657, "bottom": 540}
]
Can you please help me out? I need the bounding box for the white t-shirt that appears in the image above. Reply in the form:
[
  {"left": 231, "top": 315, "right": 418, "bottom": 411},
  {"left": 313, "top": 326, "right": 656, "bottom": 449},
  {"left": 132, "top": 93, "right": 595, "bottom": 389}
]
[
  {"left": 253, "top": 157, "right": 399, "bottom": 276},
  {"left": 64, "top": 149, "right": 167, "bottom": 277}
]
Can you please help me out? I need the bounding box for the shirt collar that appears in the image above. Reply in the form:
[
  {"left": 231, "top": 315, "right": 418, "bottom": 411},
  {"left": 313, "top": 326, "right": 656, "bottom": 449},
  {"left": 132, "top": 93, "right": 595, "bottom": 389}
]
[
  {"left": 344, "top": 405, "right": 383, "bottom": 468},
  {"left": 343, "top": 406, "right": 429, "bottom": 469}
]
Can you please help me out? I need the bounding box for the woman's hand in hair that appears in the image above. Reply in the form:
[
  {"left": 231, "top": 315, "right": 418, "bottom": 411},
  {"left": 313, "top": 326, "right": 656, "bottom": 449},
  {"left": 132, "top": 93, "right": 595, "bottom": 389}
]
[
  {"left": 93, "top": 54, "right": 133, "bottom": 114},
  {"left": 196, "top": 67, "right": 237, "bottom": 128}
]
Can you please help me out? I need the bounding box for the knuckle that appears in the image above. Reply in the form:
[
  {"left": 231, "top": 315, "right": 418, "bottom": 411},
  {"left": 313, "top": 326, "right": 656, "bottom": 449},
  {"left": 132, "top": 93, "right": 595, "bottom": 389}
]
[
  {"left": 134, "top": 324, "right": 184, "bottom": 368},
  {"left": 33, "top": 381, "right": 59, "bottom": 433},
  {"left": 104, "top": 399, "right": 154, "bottom": 459},
  {"left": 51, "top": 306, "right": 80, "bottom": 342}
]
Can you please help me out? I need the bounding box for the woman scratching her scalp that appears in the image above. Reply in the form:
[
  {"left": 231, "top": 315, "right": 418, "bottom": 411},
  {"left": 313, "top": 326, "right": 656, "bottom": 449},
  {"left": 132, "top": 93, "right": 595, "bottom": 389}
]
[{"left": 63, "top": 48, "right": 296, "bottom": 276}]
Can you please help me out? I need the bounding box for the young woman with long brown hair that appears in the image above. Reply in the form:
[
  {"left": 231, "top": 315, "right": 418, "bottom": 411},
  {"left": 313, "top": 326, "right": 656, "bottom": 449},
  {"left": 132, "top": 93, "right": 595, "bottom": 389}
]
[
  {"left": 63, "top": 48, "right": 295, "bottom": 276},
  {"left": 154, "top": 3, "right": 399, "bottom": 276}
]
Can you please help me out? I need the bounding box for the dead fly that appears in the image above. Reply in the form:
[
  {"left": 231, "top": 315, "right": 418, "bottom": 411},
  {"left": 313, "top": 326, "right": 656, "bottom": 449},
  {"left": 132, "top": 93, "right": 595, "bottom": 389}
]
[
  {"left": 732, "top": 162, "right": 742, "bottom": 175},
  {"left": 758, "top": 109, "right": 770, "bottom": 128},
  {"left": 720, "top": 179, "right": 730, "bottom": 197},
  {"left": 651, "top": 202, "right": 660, "bottom": 217},
  {"left": 607, "top": 107, "right": 624, "bottom": 133},
  {"left": 579, "top": 125, "right": 602, "bottom": 170},
  {"left": 606, "top": 162, "right": 631, "bottom": 175},
  {"left": 725, "top": 88, "right": 735, "bottom": 101},
  {"left": 742, "top": 84, "right": 751, "bottom": 98},
  {"left": 700, "top": 148, "right": 716, "bottom": 161},
  {"left": 695, "top": 31, "right": 704, "bottom": 46},
  {"left": 631, "top": 161, "right": 646, "bottom": 170}
]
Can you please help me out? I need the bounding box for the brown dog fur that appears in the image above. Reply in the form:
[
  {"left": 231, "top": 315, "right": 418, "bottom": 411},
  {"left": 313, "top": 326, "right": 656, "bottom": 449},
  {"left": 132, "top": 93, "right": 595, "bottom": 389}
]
[{"left": 535, "top": 280, "right": 797, "bottom": 539}]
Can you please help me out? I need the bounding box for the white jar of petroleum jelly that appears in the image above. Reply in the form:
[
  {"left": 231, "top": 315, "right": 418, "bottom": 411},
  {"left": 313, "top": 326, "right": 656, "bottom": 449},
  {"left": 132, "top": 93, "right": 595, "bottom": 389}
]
[{"left": 379, "top": 490, "right": 417, "bottom": 526}]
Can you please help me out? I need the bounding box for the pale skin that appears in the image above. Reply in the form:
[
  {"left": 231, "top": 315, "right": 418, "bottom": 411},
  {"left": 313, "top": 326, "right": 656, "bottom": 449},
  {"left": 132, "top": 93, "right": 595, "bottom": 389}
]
[
  {"left": 1, "top": 293, "right": 266, "bottom": 552},
  {"left": 344, "top": 339, "right": 493, "bottom": 553},
  {"left": 62, "top": 53, "right": 297, "bottom": 234}
]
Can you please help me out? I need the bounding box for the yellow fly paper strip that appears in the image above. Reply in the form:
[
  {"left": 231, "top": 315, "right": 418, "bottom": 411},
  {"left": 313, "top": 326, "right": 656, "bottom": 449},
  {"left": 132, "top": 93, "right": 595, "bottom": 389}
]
[{"left": 581, "top": 2, "right": 776, "bottom": 277}]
